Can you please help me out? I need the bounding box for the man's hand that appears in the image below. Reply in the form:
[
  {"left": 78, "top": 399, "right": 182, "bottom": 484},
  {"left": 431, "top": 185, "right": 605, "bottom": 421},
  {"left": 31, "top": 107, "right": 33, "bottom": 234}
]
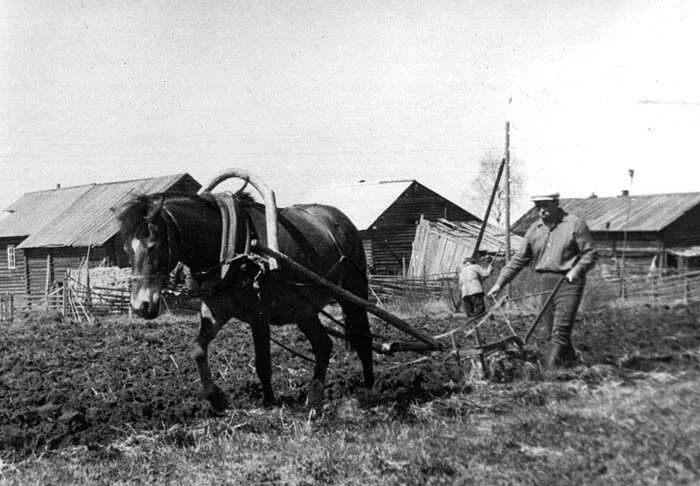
[
  {"left": 565, "top": 267, "right": 580, "bottom": 282},
  {"left": 487, "top": 284, "right": 501, "bottom": 299}
]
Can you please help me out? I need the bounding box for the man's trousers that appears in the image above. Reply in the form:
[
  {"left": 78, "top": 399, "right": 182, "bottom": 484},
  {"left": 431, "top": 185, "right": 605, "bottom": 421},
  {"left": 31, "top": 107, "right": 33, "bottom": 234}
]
[{"left": 539, "top": 272, "right": 585, "bottom": 347}]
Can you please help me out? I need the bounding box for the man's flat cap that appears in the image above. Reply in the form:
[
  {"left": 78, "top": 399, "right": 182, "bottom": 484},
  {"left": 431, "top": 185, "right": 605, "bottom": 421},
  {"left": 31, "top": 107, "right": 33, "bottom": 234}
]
[{"left": 531, "top": 193, "right": 560, "bottom": 202}]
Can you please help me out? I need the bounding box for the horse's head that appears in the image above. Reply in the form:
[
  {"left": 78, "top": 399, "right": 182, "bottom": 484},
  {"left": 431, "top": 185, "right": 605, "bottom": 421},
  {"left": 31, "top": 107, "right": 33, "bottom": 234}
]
[{"left": 114, "top": 194, "right": 177, "bottom": 319}]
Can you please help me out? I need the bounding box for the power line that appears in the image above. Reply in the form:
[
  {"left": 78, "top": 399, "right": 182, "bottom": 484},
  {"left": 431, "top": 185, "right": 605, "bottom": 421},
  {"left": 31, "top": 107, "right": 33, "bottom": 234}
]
[{"left": 638, "top": 99, "right": 700, "bottom": 106}]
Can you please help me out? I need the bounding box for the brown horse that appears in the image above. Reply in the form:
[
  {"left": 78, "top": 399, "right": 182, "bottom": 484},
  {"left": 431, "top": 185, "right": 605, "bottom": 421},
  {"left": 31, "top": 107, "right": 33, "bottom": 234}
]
[{"left": 114, "top": 184, "right": 374, "bottom": 412}]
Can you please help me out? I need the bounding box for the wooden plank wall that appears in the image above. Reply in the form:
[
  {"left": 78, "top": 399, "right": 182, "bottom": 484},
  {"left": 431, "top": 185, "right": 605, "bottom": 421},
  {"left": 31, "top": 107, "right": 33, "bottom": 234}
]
[
  {"left": 664, "top": 205, "right": 700, "bottom": 247},
  {"left": 24, "top": 246, "right": 111, "bottom": 296},
  {"left": 362, "top": 239, "right": 373, "bottom": 269},
  {"left": 369, "top": 183, "right": 478, "bottom": 274},
  {"left": 370, "top": 227, "right": 416, "bottom": 274},
  {"left": 373, "top": 183, "right": 476, "bottom": 228},
  {"left": 0, "top": 238, "right": 28, "bottom": 294},
  {"left": 408, "top": 220, "right": 476, "bottom": 278},
  {"left": 592, "top": 231, "right": 663, "bottom": 253},
  {"left": 168, "top": 177, "right": 201, "bottom": 195}
]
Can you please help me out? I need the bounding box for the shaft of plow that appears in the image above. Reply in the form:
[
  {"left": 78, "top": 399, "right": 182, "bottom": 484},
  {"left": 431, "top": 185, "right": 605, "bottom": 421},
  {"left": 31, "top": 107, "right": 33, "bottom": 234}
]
[{"left": 253, "top": 241, "right": 445, "bottom": 350}]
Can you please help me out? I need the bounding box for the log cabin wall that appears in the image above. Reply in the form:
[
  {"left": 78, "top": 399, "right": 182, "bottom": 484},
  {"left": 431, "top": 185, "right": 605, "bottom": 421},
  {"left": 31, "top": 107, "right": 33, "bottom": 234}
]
[
  {"left": 23, "top": 246, "right": 112, "bottom": 296},
  {"left": 663, "top": 205, "right": 700, "bottom": 248},
  {"left": 0, "top": 237, "right": 27, "bottom": 294}
]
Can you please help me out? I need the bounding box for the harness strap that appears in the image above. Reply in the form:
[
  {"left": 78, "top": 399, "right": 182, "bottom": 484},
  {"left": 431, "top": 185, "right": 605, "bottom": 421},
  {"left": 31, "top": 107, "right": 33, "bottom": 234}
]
[
  {"left": 190, "top": 194, "right": 255, "bottom": 285},
  {"left": 160, "top": 205, "right": 183, "bottom": 273},
  {"left": 274, "top": 209, "right": 323, "bottom": 268},
  {"left": 213, "top": 192, "right": 239, "bottom": 279},
  {"left": 290, "top": 206, "right": 367, "bottom": 283},
  {"left": 293, "top": 206, "right": 346, "bottom": 258}
]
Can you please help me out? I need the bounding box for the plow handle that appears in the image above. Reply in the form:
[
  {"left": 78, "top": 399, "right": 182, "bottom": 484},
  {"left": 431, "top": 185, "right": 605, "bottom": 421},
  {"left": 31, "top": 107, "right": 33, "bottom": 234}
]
[{"left": 524, "top": 275, "right": 565, "bottom": 344}]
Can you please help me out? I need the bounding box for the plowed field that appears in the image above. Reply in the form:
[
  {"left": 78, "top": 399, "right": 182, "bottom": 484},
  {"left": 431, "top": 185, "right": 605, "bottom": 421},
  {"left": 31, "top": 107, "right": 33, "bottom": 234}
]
[{"left": 1, "top": 303, "right": 699, "bottom": 459}]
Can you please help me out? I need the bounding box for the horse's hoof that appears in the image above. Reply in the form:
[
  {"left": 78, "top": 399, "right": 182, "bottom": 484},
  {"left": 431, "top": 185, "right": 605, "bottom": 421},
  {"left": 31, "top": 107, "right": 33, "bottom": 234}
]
[
  {"left": 305, "top": 379, "right": 324, "bottom": 412},
  {"left": 358, "top": 387, "right": 379, "bottom": 404},
  {"left": 205, "top": 386, "right": 229, "bottom": 413},
  {"left": 262, "top": 395, "right": 279, "bottom": 408}
]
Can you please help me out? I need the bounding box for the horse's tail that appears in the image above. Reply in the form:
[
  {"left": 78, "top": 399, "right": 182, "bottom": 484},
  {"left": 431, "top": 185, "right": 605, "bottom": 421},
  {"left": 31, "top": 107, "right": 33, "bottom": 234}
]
[{"left": 339, "top": 257, "right": 374, "bottom": 389}]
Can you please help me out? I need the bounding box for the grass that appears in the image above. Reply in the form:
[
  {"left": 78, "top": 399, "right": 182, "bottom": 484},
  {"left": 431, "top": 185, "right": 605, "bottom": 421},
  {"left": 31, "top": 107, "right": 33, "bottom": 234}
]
[{"left": 4, "top": 366, "right": 699, "bottom": 485}]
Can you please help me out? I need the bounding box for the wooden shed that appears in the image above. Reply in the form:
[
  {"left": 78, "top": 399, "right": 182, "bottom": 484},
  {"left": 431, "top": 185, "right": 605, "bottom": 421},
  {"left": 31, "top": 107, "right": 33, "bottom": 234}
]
[
  {"left": 0, "top": 173, "right": 200, "bottom": 305},
  {"left": 512, "top": 191, "right": 700, "bottom": 277},
  {"left": 408, "top": 218, "right": 523, "bottom": 278},
  {"left": 297, "top": 180, "right": 480, "bottom": 274}
]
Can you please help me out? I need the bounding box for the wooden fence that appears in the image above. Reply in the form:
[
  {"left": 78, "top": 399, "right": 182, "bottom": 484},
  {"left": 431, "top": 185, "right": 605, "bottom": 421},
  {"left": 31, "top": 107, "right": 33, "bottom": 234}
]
[
  {"left": 369, "top": 273, "right": 459, "bottom": 305},
  {"left": 368, "top": 269, "right": 700, "bottom": 310},
  {"left": 11, "top": 288, "right": 64, "bottom": 315},
  {"left": 0, "top": 293, "right": 13, "bottom": 322},
  {"left": 1, "top": 277, "right": 131, "bottom": 323},
  {"left": 3, "top": 269, "right": 699, "bottom": 323},
  {"left": 603, "top": 269, "right": 700, "bottom": 305}
]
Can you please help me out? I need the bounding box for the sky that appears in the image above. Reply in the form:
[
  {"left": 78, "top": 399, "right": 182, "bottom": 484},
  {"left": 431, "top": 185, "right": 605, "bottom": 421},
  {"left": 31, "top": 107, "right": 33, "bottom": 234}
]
[{"left": 1, "top": 0, "right": 699, "bottom": 220}]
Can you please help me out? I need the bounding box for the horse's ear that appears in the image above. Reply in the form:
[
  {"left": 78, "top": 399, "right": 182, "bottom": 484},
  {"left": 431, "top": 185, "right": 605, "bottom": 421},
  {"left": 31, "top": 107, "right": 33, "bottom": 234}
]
[
  {"left": 146, "top": 195, "right": 165, "bottom": 222},
  {"left": 110, "top": 205, "right": 123, "bottom": 220}
]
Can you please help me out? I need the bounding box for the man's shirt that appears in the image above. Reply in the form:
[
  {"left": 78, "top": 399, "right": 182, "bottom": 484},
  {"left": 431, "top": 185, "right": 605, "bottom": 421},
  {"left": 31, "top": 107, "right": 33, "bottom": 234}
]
[
  {"left": 459, "top": 263, "right": 492, "bottom": 297},
  {"left": 495, "top": 211, "right": 597, "bottom": 287}
]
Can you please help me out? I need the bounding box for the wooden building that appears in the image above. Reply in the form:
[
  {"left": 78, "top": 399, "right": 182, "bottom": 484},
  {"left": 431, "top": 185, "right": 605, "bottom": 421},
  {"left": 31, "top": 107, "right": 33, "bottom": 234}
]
[
  {"left": 512, "top": 191, "right": 700, "bottom": 277},
  {"left": 408, "top": 218, "right": 523, "bottom": 278},
  {"left": 297, "top": 179, "right": 480, "bottom": 274},
  {"left": 0, "top": 174, "right": 200, "bottom": 303}
]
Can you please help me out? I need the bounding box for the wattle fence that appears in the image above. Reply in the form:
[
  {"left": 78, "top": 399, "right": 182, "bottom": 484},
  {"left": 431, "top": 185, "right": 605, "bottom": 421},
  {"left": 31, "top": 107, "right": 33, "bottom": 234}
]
[
  {"left": 3, "top": 268, "right": 700, "bottom": 323},
  {"left": 369, "top": 269, "right": 700, "bottom": 312}
]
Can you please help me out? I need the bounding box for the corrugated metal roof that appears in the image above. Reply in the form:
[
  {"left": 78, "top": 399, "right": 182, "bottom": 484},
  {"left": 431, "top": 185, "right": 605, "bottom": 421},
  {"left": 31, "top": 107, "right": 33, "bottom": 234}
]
[
  {"left": 0, "top": 185, "right": 93, "bottom": 238},
  {"left": 514, "top": 192, "right": 700, "bottom": 233},
  {"left": 296, "top": 179, "right": 425, "bottom": 230},
  {"left": 15, "top": 174, "right": 199, "bottom": 249}
]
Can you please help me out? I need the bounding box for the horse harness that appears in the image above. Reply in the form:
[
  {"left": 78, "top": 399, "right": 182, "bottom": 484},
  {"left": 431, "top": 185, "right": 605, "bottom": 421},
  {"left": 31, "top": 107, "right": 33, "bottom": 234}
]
[{"left": 177, "top": 194, "right": 360, "bottom": 295}]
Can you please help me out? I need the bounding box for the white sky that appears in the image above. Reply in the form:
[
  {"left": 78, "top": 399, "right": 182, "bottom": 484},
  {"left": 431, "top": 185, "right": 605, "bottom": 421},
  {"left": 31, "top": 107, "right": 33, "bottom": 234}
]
[{"left": 1, "top": 0, "right": 699, "bottom": 219}]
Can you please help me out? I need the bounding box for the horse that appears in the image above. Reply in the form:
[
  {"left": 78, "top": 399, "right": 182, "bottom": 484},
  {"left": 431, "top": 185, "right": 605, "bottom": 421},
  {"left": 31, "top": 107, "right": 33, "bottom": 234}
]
[{"left": 114, "top": 179, "right": 374, "bottom": 413}]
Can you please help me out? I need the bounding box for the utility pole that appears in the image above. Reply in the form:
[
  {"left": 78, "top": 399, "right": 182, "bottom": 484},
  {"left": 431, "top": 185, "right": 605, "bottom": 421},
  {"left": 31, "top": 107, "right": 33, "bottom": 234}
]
[
  {"left": 619, "top": 169, "right": 634, "bottom": 298},
  {"left": 504, "top": 121, "right": 511, "bottom": 297},
  {"left": 504, "top": 121, "right": 511, "bottom": 261}
]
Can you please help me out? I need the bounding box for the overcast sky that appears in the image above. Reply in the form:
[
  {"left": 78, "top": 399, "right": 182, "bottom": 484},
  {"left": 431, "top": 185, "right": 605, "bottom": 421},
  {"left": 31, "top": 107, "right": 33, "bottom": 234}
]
[{"left": 1, "top": 1, "right": 699, "bottom": 219}]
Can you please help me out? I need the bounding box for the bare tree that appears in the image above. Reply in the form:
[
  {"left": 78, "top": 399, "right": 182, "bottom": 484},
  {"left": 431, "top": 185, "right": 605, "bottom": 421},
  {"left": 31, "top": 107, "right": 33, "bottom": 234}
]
[{"left": 463, "top": 150, "right": 525, "bottom": 227}]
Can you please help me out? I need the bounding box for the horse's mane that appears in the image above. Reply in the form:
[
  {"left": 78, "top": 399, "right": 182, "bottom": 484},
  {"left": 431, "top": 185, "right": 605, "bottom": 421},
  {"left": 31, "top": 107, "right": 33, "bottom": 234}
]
[{"left": 199, "top": 190, "right": 257, "bottom": 207}]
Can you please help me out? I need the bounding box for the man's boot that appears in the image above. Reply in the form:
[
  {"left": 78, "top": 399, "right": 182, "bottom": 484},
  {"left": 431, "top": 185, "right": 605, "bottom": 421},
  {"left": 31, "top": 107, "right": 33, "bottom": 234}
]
[
  {"left": 547, "top": 343, "right": 578, "bottom": 369},
  {"left": 546, "top": 343, "right": 565, "bottom": 369},
  {"left": 560, "top": 344, "right": 579, "bottom": 367}
]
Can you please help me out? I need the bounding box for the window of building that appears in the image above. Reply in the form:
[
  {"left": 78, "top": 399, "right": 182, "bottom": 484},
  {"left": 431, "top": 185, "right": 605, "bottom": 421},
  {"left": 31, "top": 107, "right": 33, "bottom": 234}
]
[{"left": 7, "top": 245, "right": 16, "bottom": 270}]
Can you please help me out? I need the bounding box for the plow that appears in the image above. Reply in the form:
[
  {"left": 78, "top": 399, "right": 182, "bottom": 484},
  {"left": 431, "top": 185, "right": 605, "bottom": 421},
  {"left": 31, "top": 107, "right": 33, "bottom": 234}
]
[{"left": 198, "top": 167, "right": 559, "bottom": 377}]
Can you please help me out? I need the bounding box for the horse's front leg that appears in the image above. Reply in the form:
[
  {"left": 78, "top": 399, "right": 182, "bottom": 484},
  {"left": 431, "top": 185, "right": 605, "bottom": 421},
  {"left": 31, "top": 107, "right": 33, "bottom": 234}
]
[
  {"left": 191, "top": 302, "right": 228, "bottom": 412},
  {"left": 250, "top": 313, "right": 276, "bottom": 406}
]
